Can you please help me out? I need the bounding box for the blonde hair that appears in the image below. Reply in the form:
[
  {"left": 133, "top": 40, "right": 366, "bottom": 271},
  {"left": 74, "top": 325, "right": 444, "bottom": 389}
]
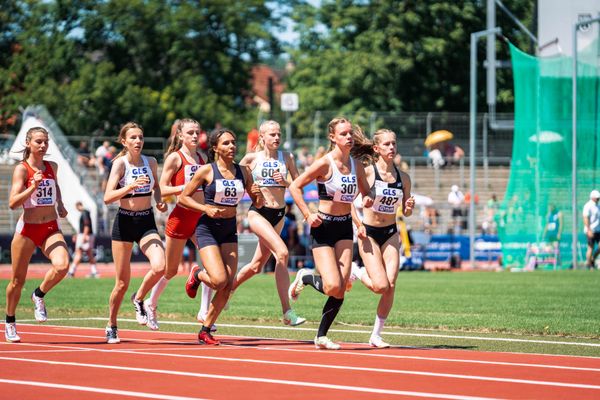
[
  {"left": 255, "top": 120, "right": 280, "bottom": 151},
  {"left": 115, "top": 122, "right": 143, "bottom": 159},
  {"left": 351, "top": 128, "right": 396, "bottom": 165},
  {"left": 166, "top": 118, "right": 200, "bottom": 156},
  {"left": 21, "top": 127, "right": 49, "bottom": 161},
  {"left": 327, "top": 117, "right": 351, "bottom": 151}
]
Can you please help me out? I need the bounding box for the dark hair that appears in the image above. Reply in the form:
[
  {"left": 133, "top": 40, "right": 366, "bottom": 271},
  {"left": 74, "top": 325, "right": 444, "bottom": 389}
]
[
  {"left": 166, "top": 118, "right": 200, "bottom": 156},
  {"left": 21, "top": 127, "right": 49, "bottom": 161},
  {"left": 208, "top": 128, "right": 236, "bottom": 162}
]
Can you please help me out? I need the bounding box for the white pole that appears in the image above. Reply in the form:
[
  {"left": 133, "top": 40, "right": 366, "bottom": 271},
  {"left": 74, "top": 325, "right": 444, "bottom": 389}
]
[
  {"left": 572, "top": 17, "right": 600, "bottom": 268},
  {"left": 470, "top": 28, "right": 501, "bottom": 269}
]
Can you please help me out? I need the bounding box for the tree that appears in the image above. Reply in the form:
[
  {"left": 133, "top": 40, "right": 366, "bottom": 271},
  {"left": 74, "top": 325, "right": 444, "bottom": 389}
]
[
  {"left": 287, "top": 0, "right": 534, "bottom": 137},
  {"left": 0, "top": 0, "right": 280, "bottom": 141}
]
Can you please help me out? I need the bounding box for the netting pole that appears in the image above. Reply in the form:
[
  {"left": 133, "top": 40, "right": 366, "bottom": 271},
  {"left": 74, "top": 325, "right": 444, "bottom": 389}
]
[
  {"left": 572, "top": 17, "right": 600, "bottom": 269},
  {"left": 470, "top": 28, "right": 501, "bottom": 269}
]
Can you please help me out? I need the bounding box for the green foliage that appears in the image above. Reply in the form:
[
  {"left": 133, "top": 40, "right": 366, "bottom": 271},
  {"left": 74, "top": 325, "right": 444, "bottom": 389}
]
[
  {"left": 0, "top": 0, "right": 278, "bottom": 138},
  {"left": 288, "top": 0, "right": 534, "bottom": 137}
]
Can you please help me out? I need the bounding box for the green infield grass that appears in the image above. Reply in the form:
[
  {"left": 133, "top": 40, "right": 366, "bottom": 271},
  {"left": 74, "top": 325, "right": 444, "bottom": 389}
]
[{"left": 2, "top": 269, "right": 599, "bottom": 356}]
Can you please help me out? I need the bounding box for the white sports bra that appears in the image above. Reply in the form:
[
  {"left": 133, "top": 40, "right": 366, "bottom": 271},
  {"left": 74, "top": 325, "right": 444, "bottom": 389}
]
[
  {"left": 317, "top": 154, "right": 358, "bottom": 204},
  {"left": 251, "top": 151, "right": 287, "bottom": 187},
  {"left": 118, "top": 155, "right": 155, "bottom": 198}
]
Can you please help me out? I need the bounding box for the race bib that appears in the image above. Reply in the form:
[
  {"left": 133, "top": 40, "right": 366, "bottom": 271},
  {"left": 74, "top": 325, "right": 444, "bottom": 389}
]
[
  {"left": 32, "top": 179, "right": 56, "bottom": 206},
  {"left": 372, "top": 181, "right": 401, "bottom": 214},
  {"left": 128, "top": 165, "right": 152, "bottom": 194},
  {"left": 257, "top": 160, "right": 282, "bottom": 186},
  {"left": 214, "top": 179, "right": 244, "bottom": 206},
  {"left": 184, "top": 164, "right": 203, "bottom": 191},
  {"left": 333, "top": 175, "right": 358, "bottom": 203}
]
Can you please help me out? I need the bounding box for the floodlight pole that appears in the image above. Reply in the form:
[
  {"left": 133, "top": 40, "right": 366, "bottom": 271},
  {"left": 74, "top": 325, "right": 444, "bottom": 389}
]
[
  {"left": 470, "top": 28, "right": 501, "bottom": 269},
  {"left": 572, "top": 17, "right": 600, "bottom": 269}
]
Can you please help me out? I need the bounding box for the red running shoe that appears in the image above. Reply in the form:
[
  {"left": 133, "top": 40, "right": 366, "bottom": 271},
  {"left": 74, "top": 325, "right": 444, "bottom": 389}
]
[
  {"left": 185, "top": 264, "right": 201, "bottom": 298},
  {"left": 198, "top": 330, "right": 220, "bottom": 345}
]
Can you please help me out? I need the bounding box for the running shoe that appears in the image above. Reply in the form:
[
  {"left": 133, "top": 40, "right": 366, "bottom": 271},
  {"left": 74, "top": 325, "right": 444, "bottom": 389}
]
[
  {"left": 4, "top": 323, "right": 20, "bottom": 343},
  {"left": 283, "top": 309, "right": 306, "bottom": 326},
  {"left": 185, "top": 264, "right": 201, "bottom": 298},
  {"left": 288, "top": 268, "right": 309, "bottom": 302},
  {"left": 314, "top": 336, "right": 341, "bottom": 350},
  {"left": 144, "top": 299, "right": 159, "bottom": 331},
  {"left": 198, "top": 330, "right": 220, "bottom": 345},
  {"left": 369, "top": 335, "right": 390, "bottom": 349},
  {"left": 346, "top": 263, "right": 362, "bottom": 292},
  {"left": 31, "top": 291, "right": 47, "bottom": 323},
  {"left": 131, "top": 293, "right": 147, "bottom": 325},
  {"left": 105, "top": 326, "right": 120, "bottom": 344},
  {"left": 196, "top": 313, "right": 217, "bottom": 332}
]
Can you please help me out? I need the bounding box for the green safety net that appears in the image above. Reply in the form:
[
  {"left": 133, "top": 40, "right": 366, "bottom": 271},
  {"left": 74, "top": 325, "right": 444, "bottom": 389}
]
[{"left": 499, "top": 41, "right": 600, "bottom": 269}]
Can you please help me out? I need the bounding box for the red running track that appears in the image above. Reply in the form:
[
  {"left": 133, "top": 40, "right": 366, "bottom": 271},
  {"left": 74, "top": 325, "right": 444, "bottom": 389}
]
[{"left": 1, "top": 324, "right": 599, "bottom": 399}]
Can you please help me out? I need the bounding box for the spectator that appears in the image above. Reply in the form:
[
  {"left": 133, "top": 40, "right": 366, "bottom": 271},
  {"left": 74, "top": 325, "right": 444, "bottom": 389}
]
[
  {"left": 543, "top": 204, "right": 562, "bottom": 245},
  {"left": 99, "top": 145, "right": 117, "bottom": 193},
  {"left": 68, "top": 201, "right": 99, "bottom": 278},
  {"left": 76, "top": 140, "right": 95, "bottom": 168},
  {"left": 482, "top": 194, "right": 499, "bottom": 235},
  {"left": 448, "top": 184, "right": 465, "bottom": 233},
  {"left": 442, "top": 142, "right": 465, "bottom": 166},
  {"left": 95, "top": 140, "right": 110, "bottom": 165},
  {"left": 422, "top": 205, "right": 440, "bottom": 233},
  {"left": 428, "top": 148, "right": 445, "bottom": 169},
  {"left": 583, "top": 190, "right": 600, "bottom": 269}
]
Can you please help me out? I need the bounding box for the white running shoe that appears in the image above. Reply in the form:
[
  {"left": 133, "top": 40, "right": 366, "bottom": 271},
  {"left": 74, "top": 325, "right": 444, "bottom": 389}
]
[
  {"left": 196, "top": 313, "right": 217, "bottom": 332},
  {"left": 144, "top": 299, "right": 159, "bottom": 331},
  {"left": 289, "top": 268, "right": 309, "bottom": 302},
  {"left": 369, "top": 335, "right": 390, "bottom": 348},
  {"left": 283, "top": 309, "right": 306, "bottom": 326},
  {"left": 131, "top": 293, "right": 147, "bottom": 325},
  {"left": 31, "top": 292, "right": 47, "bottom": 322},
  {"left": 105, "top": 326, "right": 120, "bottom": 344},
  {"left": 314, "top": 336, "right": 341, "bottom": 350},
  {"left": 346, "top": 263, "right": 362, "bottom": 291},
  {"left": 5, "top": 323, "right": 20, "bottom": 343}
]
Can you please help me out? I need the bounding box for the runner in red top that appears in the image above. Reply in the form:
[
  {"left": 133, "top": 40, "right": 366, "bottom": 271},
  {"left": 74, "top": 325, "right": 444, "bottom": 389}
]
[
  {"left": 5, "top": 126, "right": 69, "bottom": 343},
  {"left": 145, "top": 119, "right": 207, "bottom": 330}
]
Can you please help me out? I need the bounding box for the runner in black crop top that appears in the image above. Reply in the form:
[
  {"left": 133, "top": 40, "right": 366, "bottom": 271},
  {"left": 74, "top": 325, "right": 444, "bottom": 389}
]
[{"left": 179, "top": 128, "right": 263, "bottom": 345}]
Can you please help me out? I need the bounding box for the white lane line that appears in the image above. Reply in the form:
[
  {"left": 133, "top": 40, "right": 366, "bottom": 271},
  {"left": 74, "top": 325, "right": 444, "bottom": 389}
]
[
  {"left": 249, "top": 346, "right": 600, "bottom": 373},
  {"left": 17, "top": 317, "right": 600, "bottom": 349},
  {"left": 1, "top": 341, "right": 599, "bottom": 390},
  {"left": 3, "top": 327, "right": 600, "bottom": 373},
  {"left": 0, "top": 378, "right": 206, "bottom": 400},
  {"left": 0, "top": 356, "right": 501, "bottom": 400}
]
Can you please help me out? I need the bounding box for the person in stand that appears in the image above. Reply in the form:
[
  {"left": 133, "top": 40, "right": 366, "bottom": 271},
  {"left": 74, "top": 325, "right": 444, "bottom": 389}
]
[
  {"left": 182, "top": 128, "right": 263, "bottom": 345},
  {"left": 583, "top": 190, "right": 600, "bottom": 269},
  {"left": 144, "top": 119, "right": 206, "bottom": 330},
  {"left": 103, "top": 122, "right": 167, "bottom": 343},
  {"left": 288, "top": 117, "right": 373, "bottom": 350},
  {"left": 543, "top": 204, "right": 563, "bottom": 245},
  {"left": 5, "top": 127, "right": 69, "bottom": 342},
  {"left": 68, "top": 201, "right": 99, "bottom": 278},
  {"left": 348, "top": 128, "right": 415, "bottom": 348},
  {"left": 228, "top": 120, "right": 305, "bottom": 326}
]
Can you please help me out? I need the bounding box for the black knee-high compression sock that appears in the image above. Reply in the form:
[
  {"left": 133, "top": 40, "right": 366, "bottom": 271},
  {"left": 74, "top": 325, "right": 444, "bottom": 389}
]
[
  {"left": 317, "top": 296, "right": 344, "bottom": 337},
  {"left": 302, "top": 273, "right": 325, "bottom": 294}
]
